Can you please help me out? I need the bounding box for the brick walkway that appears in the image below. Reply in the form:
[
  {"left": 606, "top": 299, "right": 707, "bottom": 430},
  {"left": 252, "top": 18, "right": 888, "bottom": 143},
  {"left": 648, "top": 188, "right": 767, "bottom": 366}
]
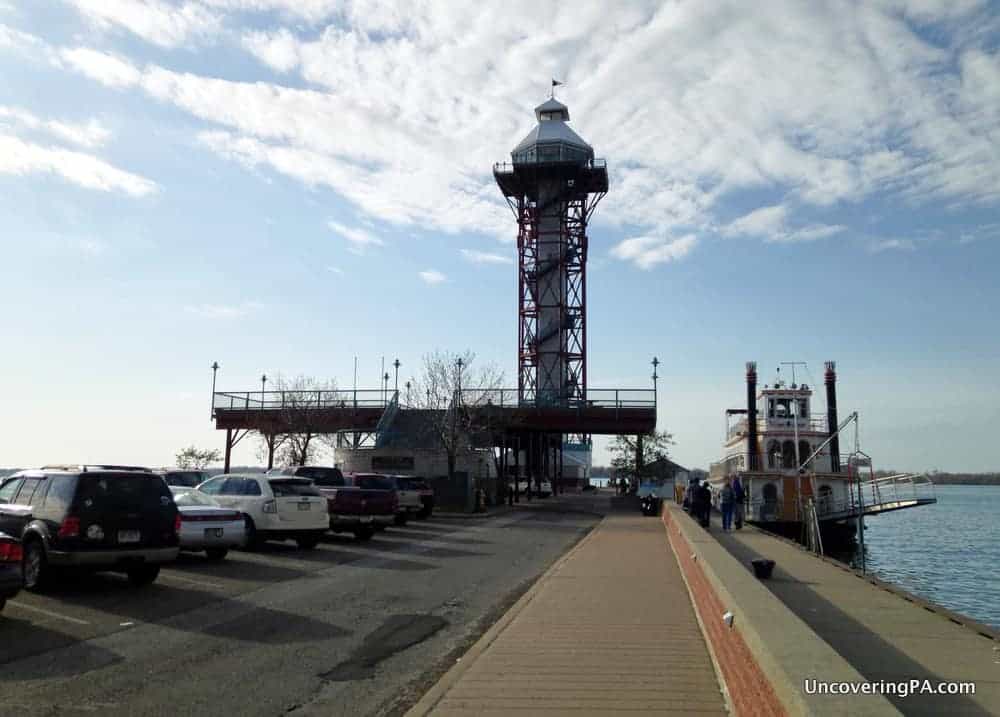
[{"left": 407, "top": 511, "right": 728, "bottom": 716}]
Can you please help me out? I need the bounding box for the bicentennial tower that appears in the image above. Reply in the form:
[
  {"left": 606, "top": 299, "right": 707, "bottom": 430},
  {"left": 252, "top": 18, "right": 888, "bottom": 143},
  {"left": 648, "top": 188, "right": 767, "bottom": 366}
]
[{"left": 494, "top": 96, "right": 608, "bottom": 407}]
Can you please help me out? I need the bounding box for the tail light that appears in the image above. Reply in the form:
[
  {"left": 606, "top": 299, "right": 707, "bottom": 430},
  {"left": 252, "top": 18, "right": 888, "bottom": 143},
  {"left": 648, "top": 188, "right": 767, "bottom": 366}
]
[
  {"left": 174, "top": 513, "right": 182, "bottom": 535},
  {"left": 263, "top": 500, "right": 277, "bottom": 514},
  {"left": 58, "top": 516, "right": 81, "bottom": 538},
  {"left": 0, "top": 540, "right": 22, "bottom": 563}
]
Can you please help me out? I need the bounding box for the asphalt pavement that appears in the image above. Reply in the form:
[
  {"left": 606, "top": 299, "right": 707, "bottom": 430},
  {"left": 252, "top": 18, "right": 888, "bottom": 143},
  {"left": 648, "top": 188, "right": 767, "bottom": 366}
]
[{"left": 0, "top": 500, "right": 600, "bottom": 717}]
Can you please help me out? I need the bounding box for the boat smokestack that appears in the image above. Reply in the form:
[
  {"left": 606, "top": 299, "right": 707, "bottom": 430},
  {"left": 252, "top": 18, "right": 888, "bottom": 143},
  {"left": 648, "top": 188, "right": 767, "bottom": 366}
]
[
  {"left": 825, "top": 361, "right": 841, "bottom": 473},
  {"left": 746, "top": 362, "right": 758, "bottom": 471}
]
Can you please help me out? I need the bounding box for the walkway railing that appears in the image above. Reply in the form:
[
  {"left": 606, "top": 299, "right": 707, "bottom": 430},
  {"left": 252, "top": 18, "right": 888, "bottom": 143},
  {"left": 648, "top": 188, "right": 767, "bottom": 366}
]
[{"left": 214, "top": 388, "right": 656, "bottom": 413}]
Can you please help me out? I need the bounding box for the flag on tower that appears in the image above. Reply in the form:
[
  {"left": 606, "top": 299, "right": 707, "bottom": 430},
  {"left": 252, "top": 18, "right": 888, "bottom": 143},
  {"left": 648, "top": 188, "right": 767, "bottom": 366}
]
[{"left": 552, "top": 79, "right": 563, "bottom": 87}]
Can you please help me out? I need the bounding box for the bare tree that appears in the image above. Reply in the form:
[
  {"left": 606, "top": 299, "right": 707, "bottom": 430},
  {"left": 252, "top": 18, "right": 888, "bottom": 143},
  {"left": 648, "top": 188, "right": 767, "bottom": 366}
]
[
  {"left": 409, "top": 350, "right": 505, "bottom": 480},
  {"left": 266, "top": 374, "right": 339, "bottom": 467},
  {"left": 609, "top": 430, "right": 675, "bottom": 481},
  {"left": 254, "top": 431, "right": 288, "bottom": 471}
]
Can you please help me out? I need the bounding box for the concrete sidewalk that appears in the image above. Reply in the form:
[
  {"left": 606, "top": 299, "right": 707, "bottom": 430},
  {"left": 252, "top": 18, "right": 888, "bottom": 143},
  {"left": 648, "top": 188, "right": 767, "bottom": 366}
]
[
  {"left": 711, "top": 515, "right": 1000, "bottom": 716},
  {"left": 406, "top": 510, "right": 727, "bottom": 716}
]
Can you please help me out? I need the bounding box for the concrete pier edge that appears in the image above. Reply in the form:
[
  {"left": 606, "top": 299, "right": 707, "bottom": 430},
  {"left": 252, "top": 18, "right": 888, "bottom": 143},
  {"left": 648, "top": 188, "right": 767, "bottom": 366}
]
[{"left": 662, "top": 502, "right": 901, "bottom": 716}]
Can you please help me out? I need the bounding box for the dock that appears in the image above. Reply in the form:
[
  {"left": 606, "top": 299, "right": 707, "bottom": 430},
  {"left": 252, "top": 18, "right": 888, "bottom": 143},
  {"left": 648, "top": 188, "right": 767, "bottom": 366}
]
[{"left": 407, "top": 494, "right": 998, "bottom": 716}]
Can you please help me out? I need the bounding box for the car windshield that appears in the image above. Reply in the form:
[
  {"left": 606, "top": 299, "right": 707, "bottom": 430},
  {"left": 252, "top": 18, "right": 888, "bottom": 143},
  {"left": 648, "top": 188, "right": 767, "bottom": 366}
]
[
  {"left": 356, "top": 476, "right": 395, "bottom": 491},
  {"left": 163, "top": 471, "right": 204, "bottom": 487},
  {"left": 269, "top": 479, "right": 320, "bottom": 497},
  {"left": 173, "top": 491, "right": 220, "bottom": 507}
]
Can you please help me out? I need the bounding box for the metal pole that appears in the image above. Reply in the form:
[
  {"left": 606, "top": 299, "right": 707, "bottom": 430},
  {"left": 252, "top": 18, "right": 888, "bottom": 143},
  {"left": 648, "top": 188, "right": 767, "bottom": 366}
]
[
  {"left": 210, "top": 361, "right": 219, "bottom": 420},
  {"left": 261, "top": 374, "right": 267, "bottom": 409},
  {"left": 393, "top": 358, "right": 401, "bottom": 393},
  {"left": 224, "top": 429, "right": 232, "bottom": 474}
]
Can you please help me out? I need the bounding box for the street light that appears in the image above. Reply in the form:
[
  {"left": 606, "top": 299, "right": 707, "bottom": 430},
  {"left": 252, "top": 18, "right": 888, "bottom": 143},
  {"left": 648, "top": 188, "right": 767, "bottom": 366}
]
[
  {"left": 405, "top": 380, "right": 412, "bottom": 406},
  {"left": 393, "top": 358, "right": 401, "bottom": 394},
  {"left": 261, "top": 373, "right": 267, "bottom": 409},
  {"left": 456, "top": 357, "right": 465, "bottom": 395},
  {"left": 210, "top": 361, "right": 220, "bottom": 420}
]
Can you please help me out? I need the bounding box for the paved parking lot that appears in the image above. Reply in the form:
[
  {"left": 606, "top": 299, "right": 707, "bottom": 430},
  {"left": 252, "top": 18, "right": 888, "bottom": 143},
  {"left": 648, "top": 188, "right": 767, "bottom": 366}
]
[{"left": 0, "top": 503, "right": 599, "bottom": 717}]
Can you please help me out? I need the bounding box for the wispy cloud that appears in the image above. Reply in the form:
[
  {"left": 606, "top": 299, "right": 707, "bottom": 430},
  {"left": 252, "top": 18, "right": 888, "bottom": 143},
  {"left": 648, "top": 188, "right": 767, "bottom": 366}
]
[
  {"left": 184, "top": 302, "right": 262, "bottom": 319},
  {"left": 419, "top": 269, "right": 447, "bottom": 285},
  {"left": 327, "top": 220, "right": 384, "bottom": 254},
  {"left": 869, "top": 238, "right": 916, "bottom": 253},
  {"left": 326, "top": 265, "right": 343, "bottom": 274},
  {"left": 722, "top": 204, "right": 845, "bottom": 243},
  {"left": 0, "top": 134, "right": 157, "bottom": 196},
  {"left": 0, "top": 105, "right": 111, "bottom": 148},
  {"left": 460, "top": 248, "right": 512, "bottom": 265},
  {"left": 62, "top": 0, "right": 221, "bottom": 48},
  {"left": 611, "top": 235, "right": 697, "bottom": 270}
]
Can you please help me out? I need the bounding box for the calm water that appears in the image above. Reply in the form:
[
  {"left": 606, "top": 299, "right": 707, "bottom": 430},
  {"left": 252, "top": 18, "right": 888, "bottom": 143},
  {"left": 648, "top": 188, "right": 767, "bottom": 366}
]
[{"left": 857, "top": 485, "right": 1000, "bottom": 629}]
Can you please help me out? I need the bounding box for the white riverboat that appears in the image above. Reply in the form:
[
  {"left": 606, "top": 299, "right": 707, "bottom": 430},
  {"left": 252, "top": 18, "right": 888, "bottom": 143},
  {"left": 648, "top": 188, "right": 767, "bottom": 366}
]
[{"left": 708, "top": 361, "right": 936, "bottom": 547}]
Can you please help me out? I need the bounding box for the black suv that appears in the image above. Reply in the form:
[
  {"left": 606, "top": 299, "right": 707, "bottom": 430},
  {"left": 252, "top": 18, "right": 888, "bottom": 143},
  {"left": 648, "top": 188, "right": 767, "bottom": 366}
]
[{"left": 0, "top": 467, "right": 180, "bottom": 589}]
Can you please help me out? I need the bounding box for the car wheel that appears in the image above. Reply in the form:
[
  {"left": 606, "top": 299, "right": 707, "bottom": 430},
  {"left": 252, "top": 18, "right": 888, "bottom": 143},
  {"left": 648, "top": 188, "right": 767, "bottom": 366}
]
[
  {"left": 205, "top": 548, "right": 228, "bottom": 561},
  {"left": 126, "top": 565, "right": 160, "bottom": 587},
  {"left": 353, "top": 526, "right": 375, "bottom": 541},
  {"left": 295, "top": 535, "right": 320, "bottom": 550},
  {"left": 22, "top": 537, "right": 50, "bottom": 592},
  {"left": 242, "top": 515, "right": 259, "bottom": 549},
  {"left": 394, "top": 513, "right": 408, "bottom": 526}
]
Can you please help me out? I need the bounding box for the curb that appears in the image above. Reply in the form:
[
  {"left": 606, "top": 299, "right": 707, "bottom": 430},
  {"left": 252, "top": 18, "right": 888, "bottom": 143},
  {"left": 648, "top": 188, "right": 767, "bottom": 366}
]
[{"left": 403, "top": 517, "right": 604, "bottom": 716}]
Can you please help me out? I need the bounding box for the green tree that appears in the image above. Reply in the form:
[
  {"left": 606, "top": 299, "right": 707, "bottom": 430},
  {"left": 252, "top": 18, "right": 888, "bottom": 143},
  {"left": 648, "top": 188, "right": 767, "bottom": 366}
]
[
  {"left": 609, "top": 430, "right": 674, "bottom": 478},
  {"left": 175, "top": 445, "right": 222, "bottom": 469}
]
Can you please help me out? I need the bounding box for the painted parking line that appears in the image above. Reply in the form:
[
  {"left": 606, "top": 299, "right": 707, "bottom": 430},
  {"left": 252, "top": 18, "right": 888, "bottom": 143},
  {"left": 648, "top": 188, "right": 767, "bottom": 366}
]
[
  {"left": 159, "top": 572, "right": 225, "bottom": 589},
  {"left": 7, "top": 600, "right": 92, "bottom": 626}
]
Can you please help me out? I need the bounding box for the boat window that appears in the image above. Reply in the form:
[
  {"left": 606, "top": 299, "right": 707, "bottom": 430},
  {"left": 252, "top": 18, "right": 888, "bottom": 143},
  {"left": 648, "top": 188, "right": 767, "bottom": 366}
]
[
  {"left": 799, "top": 441, "right": 812, "bottom": 466},
  {"left": 798, "top": 399, "right": 809, "bottom": 418},
  {"left": 767, "top": 441, "right": 781, "bottom": 468},
  {"left": 782, "top": 441, "right": 797, "bottom": 468}
]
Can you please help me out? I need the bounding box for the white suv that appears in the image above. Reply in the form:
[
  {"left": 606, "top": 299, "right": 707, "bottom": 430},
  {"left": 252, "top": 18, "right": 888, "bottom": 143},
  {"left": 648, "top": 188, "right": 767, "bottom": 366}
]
[{"left": 196, "top": 474, "right": 328, "bottom": 549}]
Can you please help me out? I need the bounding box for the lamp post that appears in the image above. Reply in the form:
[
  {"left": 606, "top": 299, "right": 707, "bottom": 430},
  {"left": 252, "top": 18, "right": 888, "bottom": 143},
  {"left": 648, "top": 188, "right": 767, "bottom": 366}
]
[
  {"left": 405, "top": 380, "right": 412, "bottom": 406},
  {"left": 651, "top": 356, "right": 660, "bottom": 406},
  {"left": 261, "top": 374, "right": 267, "bottom": 409},
  {"left": 393, "top": 358, "right": 401, "bottom": 395},
  {"left": 210, "top": 361, "right": 219, "bottom": 420},
  {"left": 383, "top": 372, "right": 390, "bottom": 404},
  {"left": 455, "top": 357, "right": 465, "bottom": 397}
]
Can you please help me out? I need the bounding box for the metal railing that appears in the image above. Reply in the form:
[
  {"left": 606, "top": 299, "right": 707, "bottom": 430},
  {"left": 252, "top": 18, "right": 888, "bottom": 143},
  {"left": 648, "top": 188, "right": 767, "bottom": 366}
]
[
  {"left": 214, "top": 387, "right": 656, "bottom": 413},
  {"left": 726, "top": 417, "right": 829, "bottom": 439},
  {"left": 493, "top": 157, "right": 607, "bottom": 173}
]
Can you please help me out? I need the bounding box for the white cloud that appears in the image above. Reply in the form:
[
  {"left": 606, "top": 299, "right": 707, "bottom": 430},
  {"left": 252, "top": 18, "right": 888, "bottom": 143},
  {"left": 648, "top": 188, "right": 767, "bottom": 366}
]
[
  {"left": 184, "top": 302, "right": 261, "bottom": 318},
  {"left": 0, "top": 134, "right": 157, "bottom": 196},
  {"left": 58, "top": 47, "right": 141, "bottom": 88},
  {"left": 326, "top": 265, "right": 343, "bottom": 274},
  {"left": 0, "top": 106, "right": 110, "bottom": 148},
  {"left": 31, "top": 0, "right": 1000, "bottom": 249},
  {"left": 74, "top": 238, "right": 108, "bottom": 255},
  {"left": 723, "top": 204, "right": 845, "bottom": 243},
  {"left": 723, "top": 205, "right": 788, "bottom": 238},
  {"left": 869, "top": 238, "right": 916, "bottom": 252},
  {"left": 327, "top": 220, "right": 384, "bottom": 255},
  {"left": 611, "top": 235, "right": 697, "bottom": 270},
  {"left": 460, "top": 248, "right": 512, "bottom": 265},
  {"left": 419, "top": 269, "right": 447, "bottom": 285},
  {"left": 62, "top": 0, "right": 221, "bottom": 48}
]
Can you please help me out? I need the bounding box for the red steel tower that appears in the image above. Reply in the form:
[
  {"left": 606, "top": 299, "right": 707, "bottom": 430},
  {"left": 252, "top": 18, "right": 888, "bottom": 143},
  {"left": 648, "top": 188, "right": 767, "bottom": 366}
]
[{"left": 494, "top": 97, "right": 608, "bottom": 406}]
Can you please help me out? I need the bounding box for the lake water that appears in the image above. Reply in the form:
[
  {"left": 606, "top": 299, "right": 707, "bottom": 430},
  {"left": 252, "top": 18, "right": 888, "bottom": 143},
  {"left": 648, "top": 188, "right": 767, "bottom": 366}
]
[{"left": 857, "top": 485, "right": 1000, "bottom": 629}]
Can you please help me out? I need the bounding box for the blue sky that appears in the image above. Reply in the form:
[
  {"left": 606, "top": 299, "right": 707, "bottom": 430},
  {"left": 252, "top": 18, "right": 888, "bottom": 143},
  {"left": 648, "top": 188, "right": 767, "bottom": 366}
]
[{"left": 1, "top": 0, "right": 998, "bottom": 472}]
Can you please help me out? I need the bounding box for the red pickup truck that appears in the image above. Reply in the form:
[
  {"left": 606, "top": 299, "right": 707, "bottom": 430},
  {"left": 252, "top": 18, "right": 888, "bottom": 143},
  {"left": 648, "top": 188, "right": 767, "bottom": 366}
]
[{"left": 269, "top": 467, "right": 396, "bottom": 541}]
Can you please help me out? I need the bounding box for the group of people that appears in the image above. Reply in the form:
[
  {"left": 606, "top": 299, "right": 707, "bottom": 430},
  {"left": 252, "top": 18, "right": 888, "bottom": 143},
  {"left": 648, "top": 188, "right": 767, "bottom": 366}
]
[{"left": 686, "top": 476, "right": 745, "bottom": 531}]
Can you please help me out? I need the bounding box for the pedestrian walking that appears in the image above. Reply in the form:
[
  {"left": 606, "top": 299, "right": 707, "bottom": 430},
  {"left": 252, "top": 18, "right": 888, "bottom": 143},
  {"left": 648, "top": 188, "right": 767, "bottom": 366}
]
[
  {"left": 697, "top": 481, "right": 712, "bottom": 529},
  {"left": 732, "top": 476, "right": 745, "bottom": 529},
  {"left": 720, "top": 478, "right": 735, "bottom": 531}
]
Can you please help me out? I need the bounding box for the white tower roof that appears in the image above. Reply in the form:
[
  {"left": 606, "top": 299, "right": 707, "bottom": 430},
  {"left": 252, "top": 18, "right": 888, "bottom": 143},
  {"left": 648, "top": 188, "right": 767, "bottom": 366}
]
[{"left": 512, "top": 97, "right": 593, "bottom": 163}]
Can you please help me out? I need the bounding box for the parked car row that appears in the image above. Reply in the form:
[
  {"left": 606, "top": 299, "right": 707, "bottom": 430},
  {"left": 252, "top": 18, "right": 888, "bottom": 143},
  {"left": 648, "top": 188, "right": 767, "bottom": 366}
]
[{"left": 0, "top": 464, "right": 438, "bottom": 607}]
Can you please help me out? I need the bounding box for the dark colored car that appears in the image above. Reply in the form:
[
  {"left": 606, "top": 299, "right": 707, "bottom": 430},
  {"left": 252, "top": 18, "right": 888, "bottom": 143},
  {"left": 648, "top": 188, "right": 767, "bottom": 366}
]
[
  {"left": 156, "top": 469, "right": 212, "bottom": 488},
  {"left": 275, "top": 467, "right": 397, "bottom": 541},
  {"left": 0, "top": 467, "right": 180, "bottom": 589},
  {"left": 0, "top": 532, "right": 23, "bottom": 612}
]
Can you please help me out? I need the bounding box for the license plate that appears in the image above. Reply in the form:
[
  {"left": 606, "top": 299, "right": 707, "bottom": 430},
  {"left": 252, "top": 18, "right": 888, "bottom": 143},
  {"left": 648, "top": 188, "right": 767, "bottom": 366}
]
[
  {"left": 205, "top": 528, "right": 223, "bottom": 538},
  {"left": 298, "top": 502, "right": 311, "bottom": 511},
  {"left": 117, "top": 530, "right": 140, "bottom": 544},
  {"left": 359, "top": 515, "right": 373, "bottom": 523}
]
